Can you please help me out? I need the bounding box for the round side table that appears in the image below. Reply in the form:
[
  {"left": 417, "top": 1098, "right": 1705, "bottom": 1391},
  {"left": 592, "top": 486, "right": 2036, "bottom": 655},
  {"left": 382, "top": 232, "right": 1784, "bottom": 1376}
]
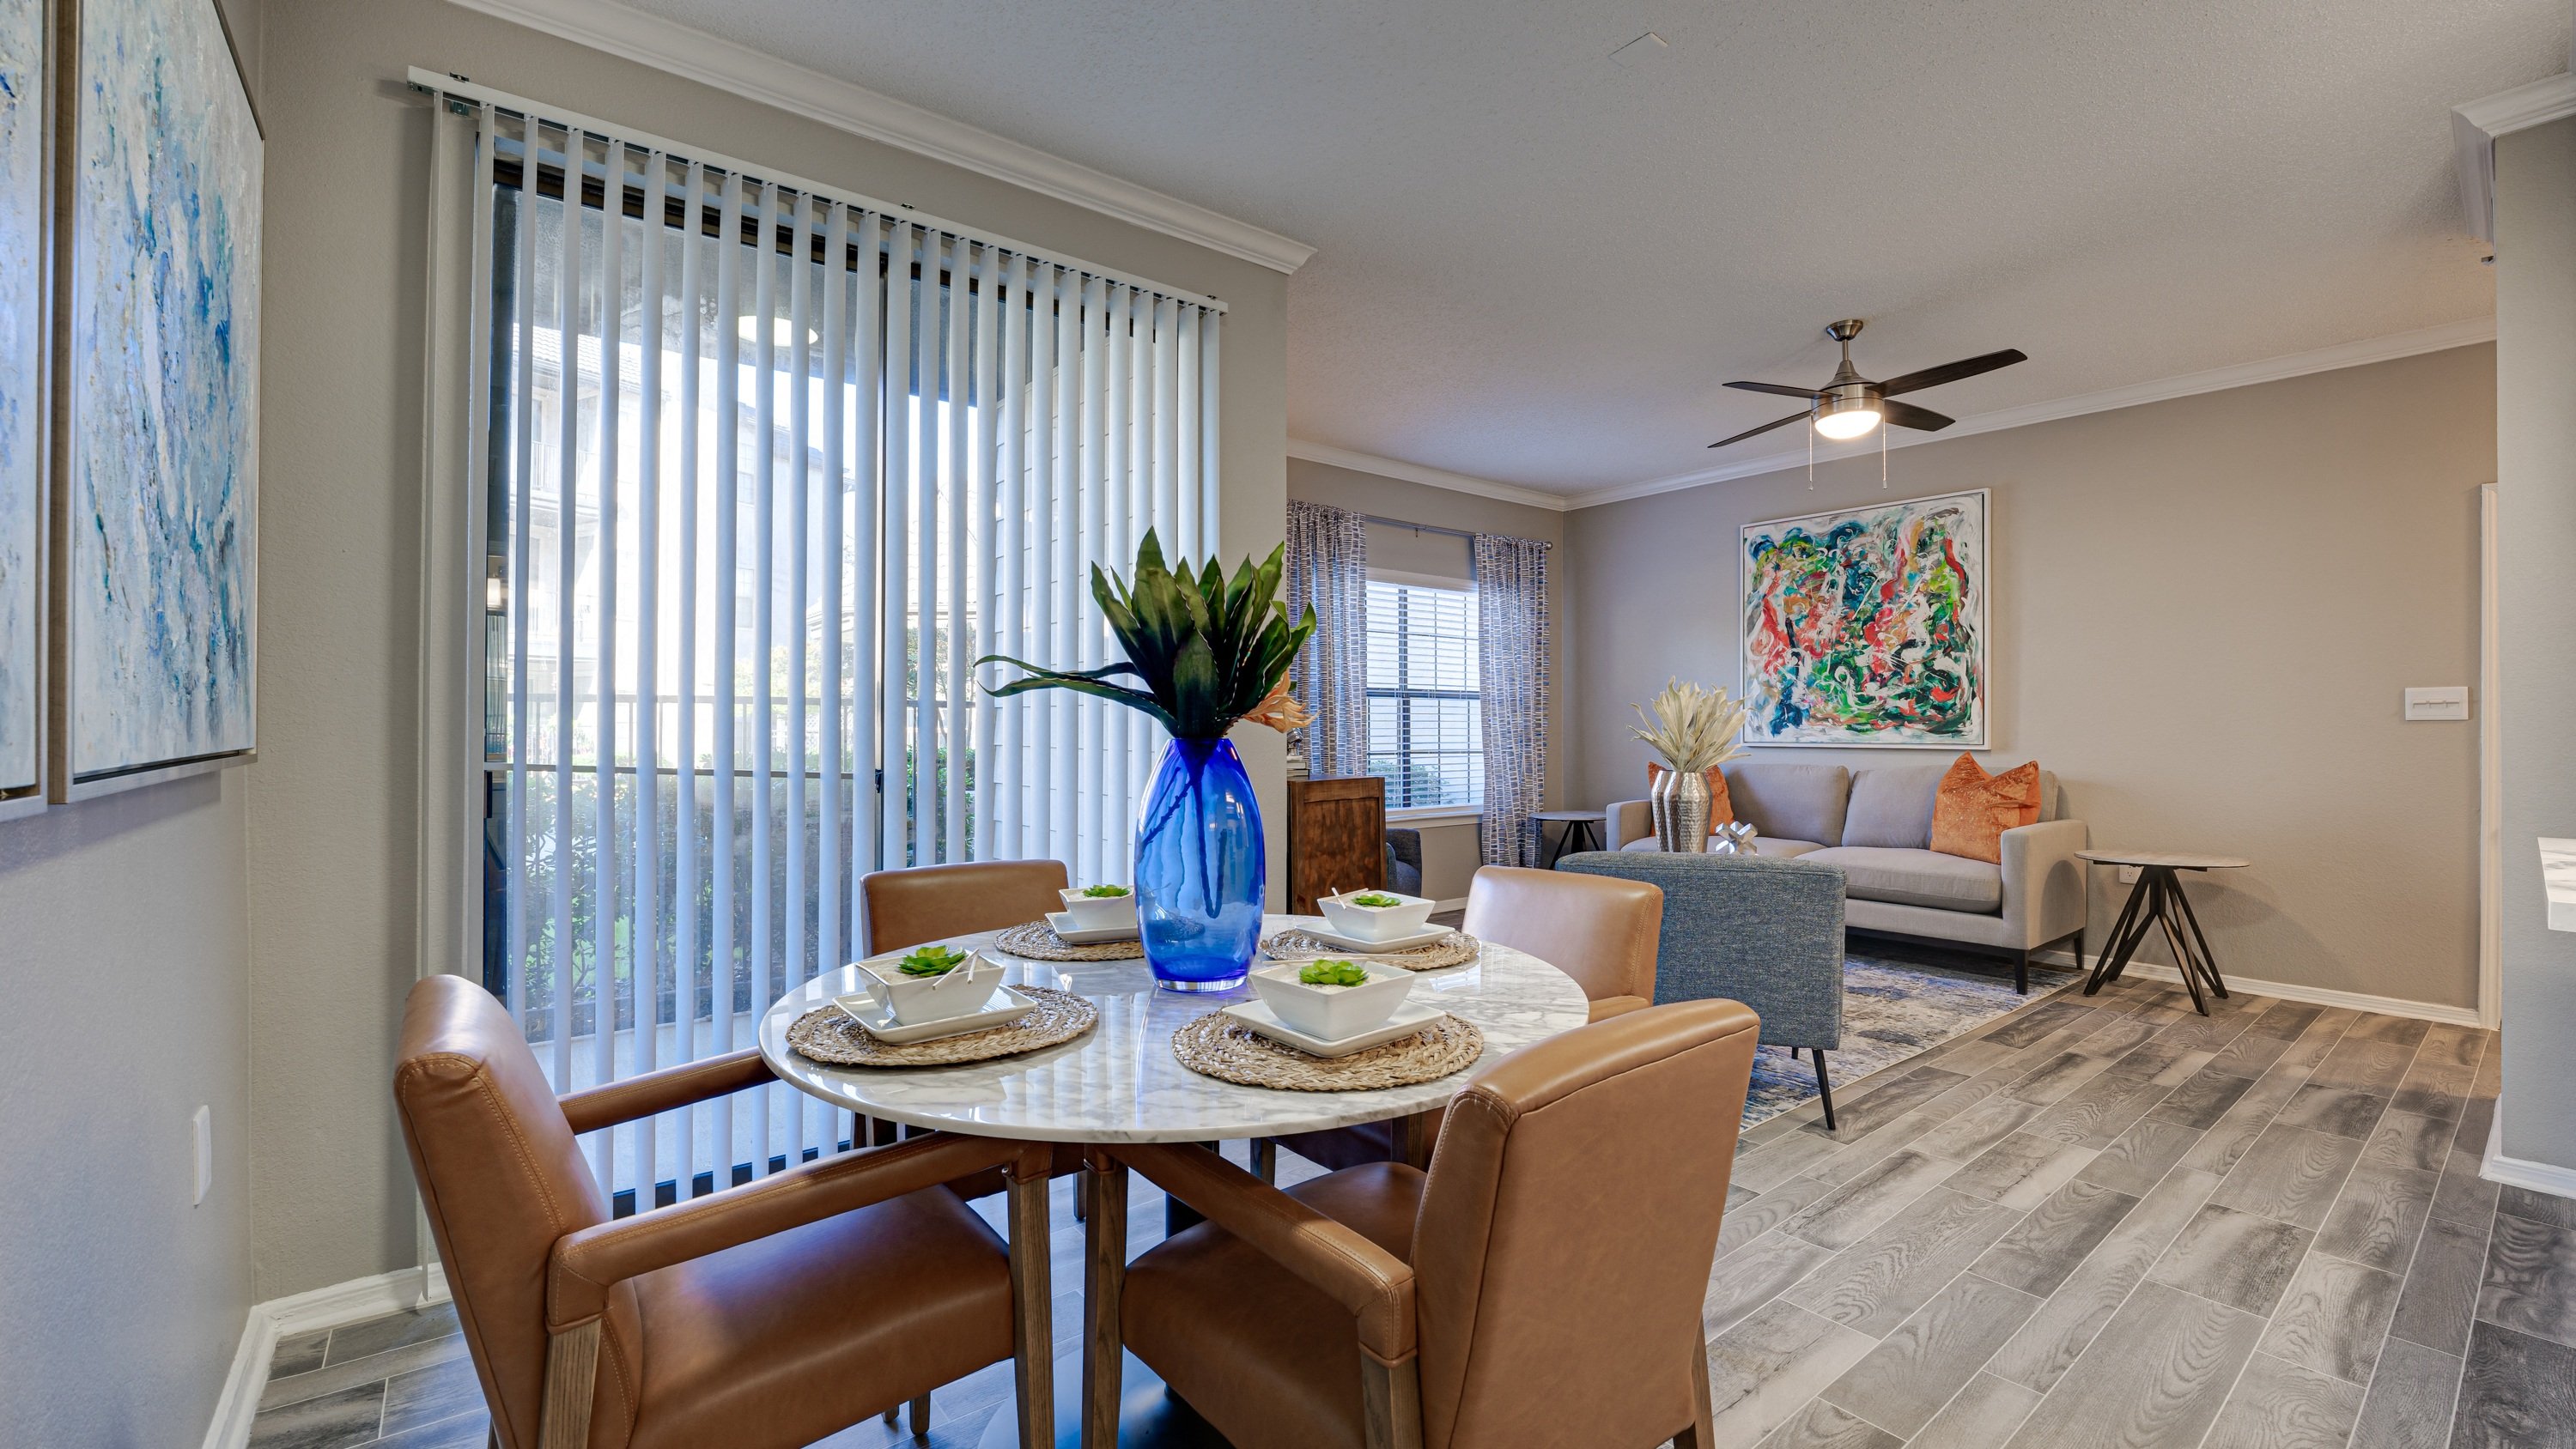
[
  {"left": 1532, "top": 809, "right": 1610, "bottom": 865},
  {"left": 2075, "top": 849, "right": 2249, "bottom": 1016}
]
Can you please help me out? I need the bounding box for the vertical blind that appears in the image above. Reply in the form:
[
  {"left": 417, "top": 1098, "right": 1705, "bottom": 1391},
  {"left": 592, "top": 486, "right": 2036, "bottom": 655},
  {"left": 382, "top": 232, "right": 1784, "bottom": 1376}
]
[{"left": 433, "top": 79, "right": 1224, "bottom": 1209}]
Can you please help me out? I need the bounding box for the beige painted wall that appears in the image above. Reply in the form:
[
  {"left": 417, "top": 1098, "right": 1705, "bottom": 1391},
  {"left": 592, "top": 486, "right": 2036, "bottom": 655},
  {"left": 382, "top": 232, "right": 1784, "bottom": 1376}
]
[
  {"left": 1564, "top": 344, "right": 2494, "bottom": 1010},
  {"left": 1285, "top": 458, "right": 1567, "bottom": 901},
  {"left": 0, "top": 4, "right": 265, "bottom": 1436},
  {"left": 2494, "top": 117, "right": 2576, "bottom": 1167},
  {"left": 247, "top": 0, "right": 1287, "bottom": 1299}
]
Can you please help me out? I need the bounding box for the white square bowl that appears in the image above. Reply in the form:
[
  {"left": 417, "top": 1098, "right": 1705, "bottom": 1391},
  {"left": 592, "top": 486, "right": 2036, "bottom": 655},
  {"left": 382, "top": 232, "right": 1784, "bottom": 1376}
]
[
  {"left": 855, "top": 949, "right": 1004, "bottom": 1027},
  {"left": 1057, "top": 887, "right": 1139, "bottom": 933},
  {"left": 1316, "top": 889, "right": 1437, "bottom": 943},
  {"left": 1247, "top": 961, "right": 1416, "bottom": 1041}
]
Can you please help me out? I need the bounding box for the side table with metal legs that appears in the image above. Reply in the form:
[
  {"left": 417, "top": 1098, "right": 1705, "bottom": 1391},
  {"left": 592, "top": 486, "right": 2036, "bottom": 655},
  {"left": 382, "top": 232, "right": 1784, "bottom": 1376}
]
[{"left": 2075, "top": 851, "right": 2250, "bottom": 1016}]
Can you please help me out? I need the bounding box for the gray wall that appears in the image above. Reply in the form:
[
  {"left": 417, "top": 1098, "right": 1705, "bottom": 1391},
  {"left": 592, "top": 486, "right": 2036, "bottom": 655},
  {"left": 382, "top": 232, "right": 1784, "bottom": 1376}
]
[
  {"left": 1564, "top": 344, "right": 2494, "bottom": 1010},
  {"left": 2494, "top": 118, "right": 2576, "bottom": 1167},
  {"left": 1285, "top": 458, "right": 1566, "bottom": 900},
  {"left": 0, "top": 3, "right": 264, "bottom": 1440},
  {"left": 247, "top": 0, "right": 1288, "bottom": 1300}
]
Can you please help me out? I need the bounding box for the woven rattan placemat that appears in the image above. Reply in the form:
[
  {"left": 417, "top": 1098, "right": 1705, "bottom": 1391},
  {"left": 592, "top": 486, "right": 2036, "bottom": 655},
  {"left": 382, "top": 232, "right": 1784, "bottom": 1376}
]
[
  {"left": 991, "top": 920, "right": 1146, "bottom": 961},
  {"left": 1169, "top": 1010, "right": 1484, "bottom": 1091},
  {"left": 1257, "top": 928, "right": 1480, "bottom": 972},
  {"left": 787, "top": 985, "right": 1097, "bottom": 1067}
]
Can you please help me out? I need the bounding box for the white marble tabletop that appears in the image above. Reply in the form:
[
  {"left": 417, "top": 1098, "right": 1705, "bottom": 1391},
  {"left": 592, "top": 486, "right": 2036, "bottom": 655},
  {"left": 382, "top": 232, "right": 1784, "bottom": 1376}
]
[
  {"left": 2076, "top": 849, "right": 2251, "bottom": 870},
  {"left": 756, "top": 914, "right": 1591, "bottom": 1143}
]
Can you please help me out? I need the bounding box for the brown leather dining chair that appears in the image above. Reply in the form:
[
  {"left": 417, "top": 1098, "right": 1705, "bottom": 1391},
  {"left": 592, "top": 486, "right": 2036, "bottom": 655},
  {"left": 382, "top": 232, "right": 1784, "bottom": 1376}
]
[
  {"left": 393, "top": 974, "right": 1054, "bottom": 1449},
  {"left": 1267, "top": 864, "right": 1666, "bottom": 1173},
  {"left": 861, "top": 858, "right": 1072, "bottom": 955},
  {"left": 1084, "top": 998, "right": 1761, "bottom": 1449}
]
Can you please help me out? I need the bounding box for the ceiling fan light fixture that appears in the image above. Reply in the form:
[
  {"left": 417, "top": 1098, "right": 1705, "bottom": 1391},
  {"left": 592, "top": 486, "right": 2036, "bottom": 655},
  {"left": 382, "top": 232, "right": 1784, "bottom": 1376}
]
[{"left": 1813, "top": 397, "right": 1882, "bottom": 440}]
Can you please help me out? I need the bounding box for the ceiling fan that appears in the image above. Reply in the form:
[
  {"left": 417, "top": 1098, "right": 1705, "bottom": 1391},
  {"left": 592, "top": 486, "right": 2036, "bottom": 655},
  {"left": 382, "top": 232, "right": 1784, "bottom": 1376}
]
[{"left": 1710, "top": 320, "right": 2027, "bottom": 449}]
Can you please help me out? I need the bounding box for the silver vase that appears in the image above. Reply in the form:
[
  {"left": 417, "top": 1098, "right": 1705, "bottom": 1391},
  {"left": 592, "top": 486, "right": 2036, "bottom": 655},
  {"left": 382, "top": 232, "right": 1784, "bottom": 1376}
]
[
  {"left": 1649, "top": 768, "right": 1676, "bottom": 851},
  {"left": 1663, "top": 768, "right": 1712, "bottom": 853}
]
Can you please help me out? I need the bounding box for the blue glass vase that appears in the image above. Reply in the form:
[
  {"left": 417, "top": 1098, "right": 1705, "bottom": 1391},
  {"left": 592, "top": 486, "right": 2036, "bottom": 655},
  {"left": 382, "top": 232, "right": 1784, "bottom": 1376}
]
[{"left": 1134, "top": 737, "right": 1265, "bottom": 991}]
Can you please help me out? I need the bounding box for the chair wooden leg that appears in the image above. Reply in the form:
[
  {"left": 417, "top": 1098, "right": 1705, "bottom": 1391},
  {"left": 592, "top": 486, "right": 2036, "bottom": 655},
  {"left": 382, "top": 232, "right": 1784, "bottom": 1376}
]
[
  {"left": 1005, "top": 1164, "right": 1054, "bottom": 1449},
  {"left": 1083, "top": 1154, "right": 1130, "bottom": 1449},
  {"left": 1813, "top": 1051, "right": 1836, "bottom": 1131},
  {"left": 908, "top": 1393, "right": 932, "bottom": 1435},
  {"left": 538, "top": 1319, "right": 601, "bottom": 1449},
  {"left": 1672, "top": 1335, "right": 1716, "bottom": 1449},
  {"left": 1076, "top": 1167, "right": 1091, "bottom": 1222},
  {"left": 1250, "top": 1137, "right": 1278, "bottom": 1184},
  {"left": 1359, "top": 1354, "right": 1425, "bottom": 1449},
  {"left": 2015, "top": 949, "right": 2029, "bottom": 994}
]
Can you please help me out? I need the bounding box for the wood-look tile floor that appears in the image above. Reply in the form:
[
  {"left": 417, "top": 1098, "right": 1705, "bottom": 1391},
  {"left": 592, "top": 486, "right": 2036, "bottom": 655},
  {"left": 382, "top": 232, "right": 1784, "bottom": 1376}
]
[
  {"left": 248, "top": 973, "right": 2567, "bottom": 1449},
  {"left": 1704, "top": 975, "right": 2561, "bottom": 1449}
]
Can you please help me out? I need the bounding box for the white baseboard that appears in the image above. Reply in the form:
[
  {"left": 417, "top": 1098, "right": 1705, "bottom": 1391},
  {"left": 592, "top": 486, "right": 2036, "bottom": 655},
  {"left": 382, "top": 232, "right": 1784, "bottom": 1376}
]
[
  {"left": 2029, "top": 950, "right": 2482, "bottom": 1027},
  {"left": 2480, "top": 1093, "right": 2576, "bottom": 1201},
  {"left": 202, "top": 1264, "right": 452, "bottom": 1449},
  {"left": 1436, "top": 896, "right": 1470, "bottom": 913}
]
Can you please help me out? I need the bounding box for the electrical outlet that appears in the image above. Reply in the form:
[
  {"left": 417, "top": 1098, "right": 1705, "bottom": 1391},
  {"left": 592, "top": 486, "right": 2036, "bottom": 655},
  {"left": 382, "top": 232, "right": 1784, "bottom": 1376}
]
[
  {"left": 191, "top": 1106, "right": 212, "bottom": 1207},
  {"left": 2118, "top": 864, "right": 2141, "bottom": 885}
]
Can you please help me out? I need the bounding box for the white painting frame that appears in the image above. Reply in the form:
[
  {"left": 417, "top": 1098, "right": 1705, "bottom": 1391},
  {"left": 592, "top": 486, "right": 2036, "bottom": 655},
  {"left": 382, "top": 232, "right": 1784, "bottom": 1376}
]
[
  {"left": 1738, "top": 487, "right": 1990, "bottom": 750},
  {"left": 51, "top": 0, "right": 260, "bottom": 800},
  {"left": 0, "top": 0, "right": 53, "bottom": 822}
]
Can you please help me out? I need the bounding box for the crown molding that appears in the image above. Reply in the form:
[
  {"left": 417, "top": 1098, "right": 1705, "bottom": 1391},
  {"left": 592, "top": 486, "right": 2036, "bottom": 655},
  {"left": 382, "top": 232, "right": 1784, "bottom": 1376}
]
[
  {"left": 1566, "top": 315, "right": 2499, "bottom": 509},
  {"left": 2452, "top": 72, "right": 2576, "bottom": 246},
  {"left": 1286, "top": 440, "right": 1572, "bottom": 512},
  {"left": 440, "top": 0, "right": 1316, "bottom": 275}
]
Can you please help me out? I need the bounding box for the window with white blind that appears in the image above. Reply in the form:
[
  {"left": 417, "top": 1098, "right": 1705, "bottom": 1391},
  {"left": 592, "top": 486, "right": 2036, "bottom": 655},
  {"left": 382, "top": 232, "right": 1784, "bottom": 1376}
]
[
  {"left": 1364, "top": 579, "right": 1481, "bottom": 810},
  {"left": 437, "top": 80, "right": 1222, "bottom": 1210}
]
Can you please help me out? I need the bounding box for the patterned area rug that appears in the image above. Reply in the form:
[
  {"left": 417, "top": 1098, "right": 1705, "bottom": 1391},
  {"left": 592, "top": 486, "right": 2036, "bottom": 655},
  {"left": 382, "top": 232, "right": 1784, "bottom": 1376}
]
[{"left": 1743, "top": 947, "right": 2079, "bottom": 1127}]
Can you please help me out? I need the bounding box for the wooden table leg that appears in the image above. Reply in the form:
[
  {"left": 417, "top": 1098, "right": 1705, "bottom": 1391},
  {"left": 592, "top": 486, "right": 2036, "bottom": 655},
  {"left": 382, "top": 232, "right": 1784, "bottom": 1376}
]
[
  {"left": 1005, "top": 1161, "right": 1054, "bottom": 1449},
  {"left": 1400, "top": 1112, "right": 1436, "bottom": 1170},
  {"left": 1083, "top": 1150, "right": 1129, "bottom": 1449}
]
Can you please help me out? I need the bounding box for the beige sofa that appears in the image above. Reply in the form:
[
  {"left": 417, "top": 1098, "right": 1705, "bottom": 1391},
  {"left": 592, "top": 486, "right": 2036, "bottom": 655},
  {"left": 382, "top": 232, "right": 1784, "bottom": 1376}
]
[{"left": 1607, "top": 761, "right": 2088, "bottom": 991}]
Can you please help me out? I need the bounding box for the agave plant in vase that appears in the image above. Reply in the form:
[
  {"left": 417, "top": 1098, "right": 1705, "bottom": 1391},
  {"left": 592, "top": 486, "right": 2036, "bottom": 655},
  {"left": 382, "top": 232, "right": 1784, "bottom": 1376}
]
[
  {"left": 981, "top": 531, "right": 1315, "bottom": 991},
  {"left": 1631, "top": 679, "right": 1749, "bottom": 853}
]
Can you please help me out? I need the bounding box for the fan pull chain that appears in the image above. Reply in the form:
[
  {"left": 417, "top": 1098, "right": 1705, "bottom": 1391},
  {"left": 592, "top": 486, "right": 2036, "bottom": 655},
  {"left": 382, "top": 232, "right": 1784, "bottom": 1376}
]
[{"left": 1881, "top": 416, "right": 1889, "bottom": 488}]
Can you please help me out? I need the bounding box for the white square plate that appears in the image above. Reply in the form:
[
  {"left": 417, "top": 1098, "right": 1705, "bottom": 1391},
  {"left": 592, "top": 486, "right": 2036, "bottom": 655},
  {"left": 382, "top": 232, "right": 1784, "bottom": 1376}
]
[
  {"left": 1219, "top": 998, "right": 1448, "bottom": 1059},
  {"left": 831, "top": 985, "right": 1038, "bottom": 1044},
  {"left": 1046, "top": 911, "right": 1139, "bottom": 945},
  {"left": 1297, "top": 922, "right": 1453, "bottom": 954}
]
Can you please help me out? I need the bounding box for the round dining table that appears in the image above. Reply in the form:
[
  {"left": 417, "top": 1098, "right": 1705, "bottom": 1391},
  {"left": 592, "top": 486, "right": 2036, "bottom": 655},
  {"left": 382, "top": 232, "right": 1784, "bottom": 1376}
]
[{"left": 755, "top": 912, "right": 1591, "bottom": 1447}]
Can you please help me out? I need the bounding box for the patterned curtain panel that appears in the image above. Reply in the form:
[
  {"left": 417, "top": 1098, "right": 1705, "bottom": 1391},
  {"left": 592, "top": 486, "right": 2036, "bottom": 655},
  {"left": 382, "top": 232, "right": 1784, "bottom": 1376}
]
[
  {"left": 1474, "top": 533, "right": 1552, "bottom": 866},
  {"left": 1285, "top": 500, "right": 1370, "bottom": 775}
]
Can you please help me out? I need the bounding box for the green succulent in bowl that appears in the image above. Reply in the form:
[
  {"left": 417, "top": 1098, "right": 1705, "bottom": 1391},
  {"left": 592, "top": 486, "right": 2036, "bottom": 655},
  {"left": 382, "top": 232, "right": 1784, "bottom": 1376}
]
[
  {"left": 1348, "top": 892, "right": 1403, "bottom": 909},
  {"left": 1079, "top": 884, "right": 1131, "bottom": 898},
  {"left": 897, "top": 944, "right": 969, "bottom": 977},
  {"left": 1297, "top": 959, "right": 1371, "bottom": 987}
]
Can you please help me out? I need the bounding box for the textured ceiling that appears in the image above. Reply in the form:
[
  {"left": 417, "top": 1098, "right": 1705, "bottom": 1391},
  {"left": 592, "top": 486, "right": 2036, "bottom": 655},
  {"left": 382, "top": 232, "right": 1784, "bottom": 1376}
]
[{"left": 615, "top": 0, "right": 2559, "bottom": 497}]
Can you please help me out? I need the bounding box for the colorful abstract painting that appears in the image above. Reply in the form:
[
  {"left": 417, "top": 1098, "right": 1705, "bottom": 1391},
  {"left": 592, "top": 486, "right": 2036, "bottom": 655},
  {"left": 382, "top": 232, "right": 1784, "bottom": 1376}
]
[
  {"left": 1741, "top": 488, "right": 1987, "bottom": 747},
  {"left": 0, "top": 0, "right": 43, "bottom": 797},
  {"left": 67, "top": 0, "right": 259, "bottom": 783}
]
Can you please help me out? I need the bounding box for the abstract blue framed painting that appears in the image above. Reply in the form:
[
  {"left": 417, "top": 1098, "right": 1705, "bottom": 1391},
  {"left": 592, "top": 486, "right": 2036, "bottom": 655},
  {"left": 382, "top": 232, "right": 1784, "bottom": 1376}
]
[
  {"left": 0, "top": 0, "right": 47, "bottom": 814},
  {"left": 59, "top": 0, "right": 259, "bottom": 795}
]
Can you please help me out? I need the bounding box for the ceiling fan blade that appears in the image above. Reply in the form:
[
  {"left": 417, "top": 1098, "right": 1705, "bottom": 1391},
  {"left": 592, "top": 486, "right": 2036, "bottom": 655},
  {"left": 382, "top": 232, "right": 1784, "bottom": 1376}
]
[
  {"left": 1877, "top": 349, "right": 2027, "bottom": 397},
  {"left": 1880, "top": 399, "right": 1955, "bottom": 432},
  {"left": 1725, "top": 380, "right": 1825, "bottom": 399},
  {"left": 1709, "top": 410, "right": 1811, "bottom": 448}
]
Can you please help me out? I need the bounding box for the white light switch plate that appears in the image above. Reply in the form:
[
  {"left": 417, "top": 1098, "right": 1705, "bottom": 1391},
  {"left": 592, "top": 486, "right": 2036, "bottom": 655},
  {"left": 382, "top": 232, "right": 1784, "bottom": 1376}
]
[
  {"left": 191, "top": 1106, "right": 211, "bottom": 1206},
  {"left": 2404, "top": 686, "right": 2470, "bottom": 721}
]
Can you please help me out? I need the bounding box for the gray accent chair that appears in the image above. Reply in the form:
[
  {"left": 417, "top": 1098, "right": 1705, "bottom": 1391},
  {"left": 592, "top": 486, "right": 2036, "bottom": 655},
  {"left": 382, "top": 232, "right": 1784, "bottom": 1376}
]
[
  {"left": 1607, "top": 761, "right": 2088, "bottom": 992},
  {"left": 1383, "top": 827, "right": 1424, "bottom": 898},
  {"left": 1558, "top": 850, "right": 1850, "bottom": 1127}
]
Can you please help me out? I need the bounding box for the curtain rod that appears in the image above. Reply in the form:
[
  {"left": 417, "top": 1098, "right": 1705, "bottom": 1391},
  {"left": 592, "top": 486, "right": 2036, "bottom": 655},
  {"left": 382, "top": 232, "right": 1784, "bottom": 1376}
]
[
  {"left": 1360, "top": 512, "right": 1479, "bottom": 541},
  {"left": 406, "top": 68, "right": 1229, "bottom": 314}
]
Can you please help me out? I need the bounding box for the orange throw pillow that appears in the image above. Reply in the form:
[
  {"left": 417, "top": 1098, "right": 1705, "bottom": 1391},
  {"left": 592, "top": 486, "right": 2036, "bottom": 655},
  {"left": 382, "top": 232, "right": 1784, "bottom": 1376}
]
[
  {"left": 1929, "top": 755, "right": 2043, "bottom": 864},
  {"left": 1647, "top": 761, "right": 1735, "bottom": 828}
]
